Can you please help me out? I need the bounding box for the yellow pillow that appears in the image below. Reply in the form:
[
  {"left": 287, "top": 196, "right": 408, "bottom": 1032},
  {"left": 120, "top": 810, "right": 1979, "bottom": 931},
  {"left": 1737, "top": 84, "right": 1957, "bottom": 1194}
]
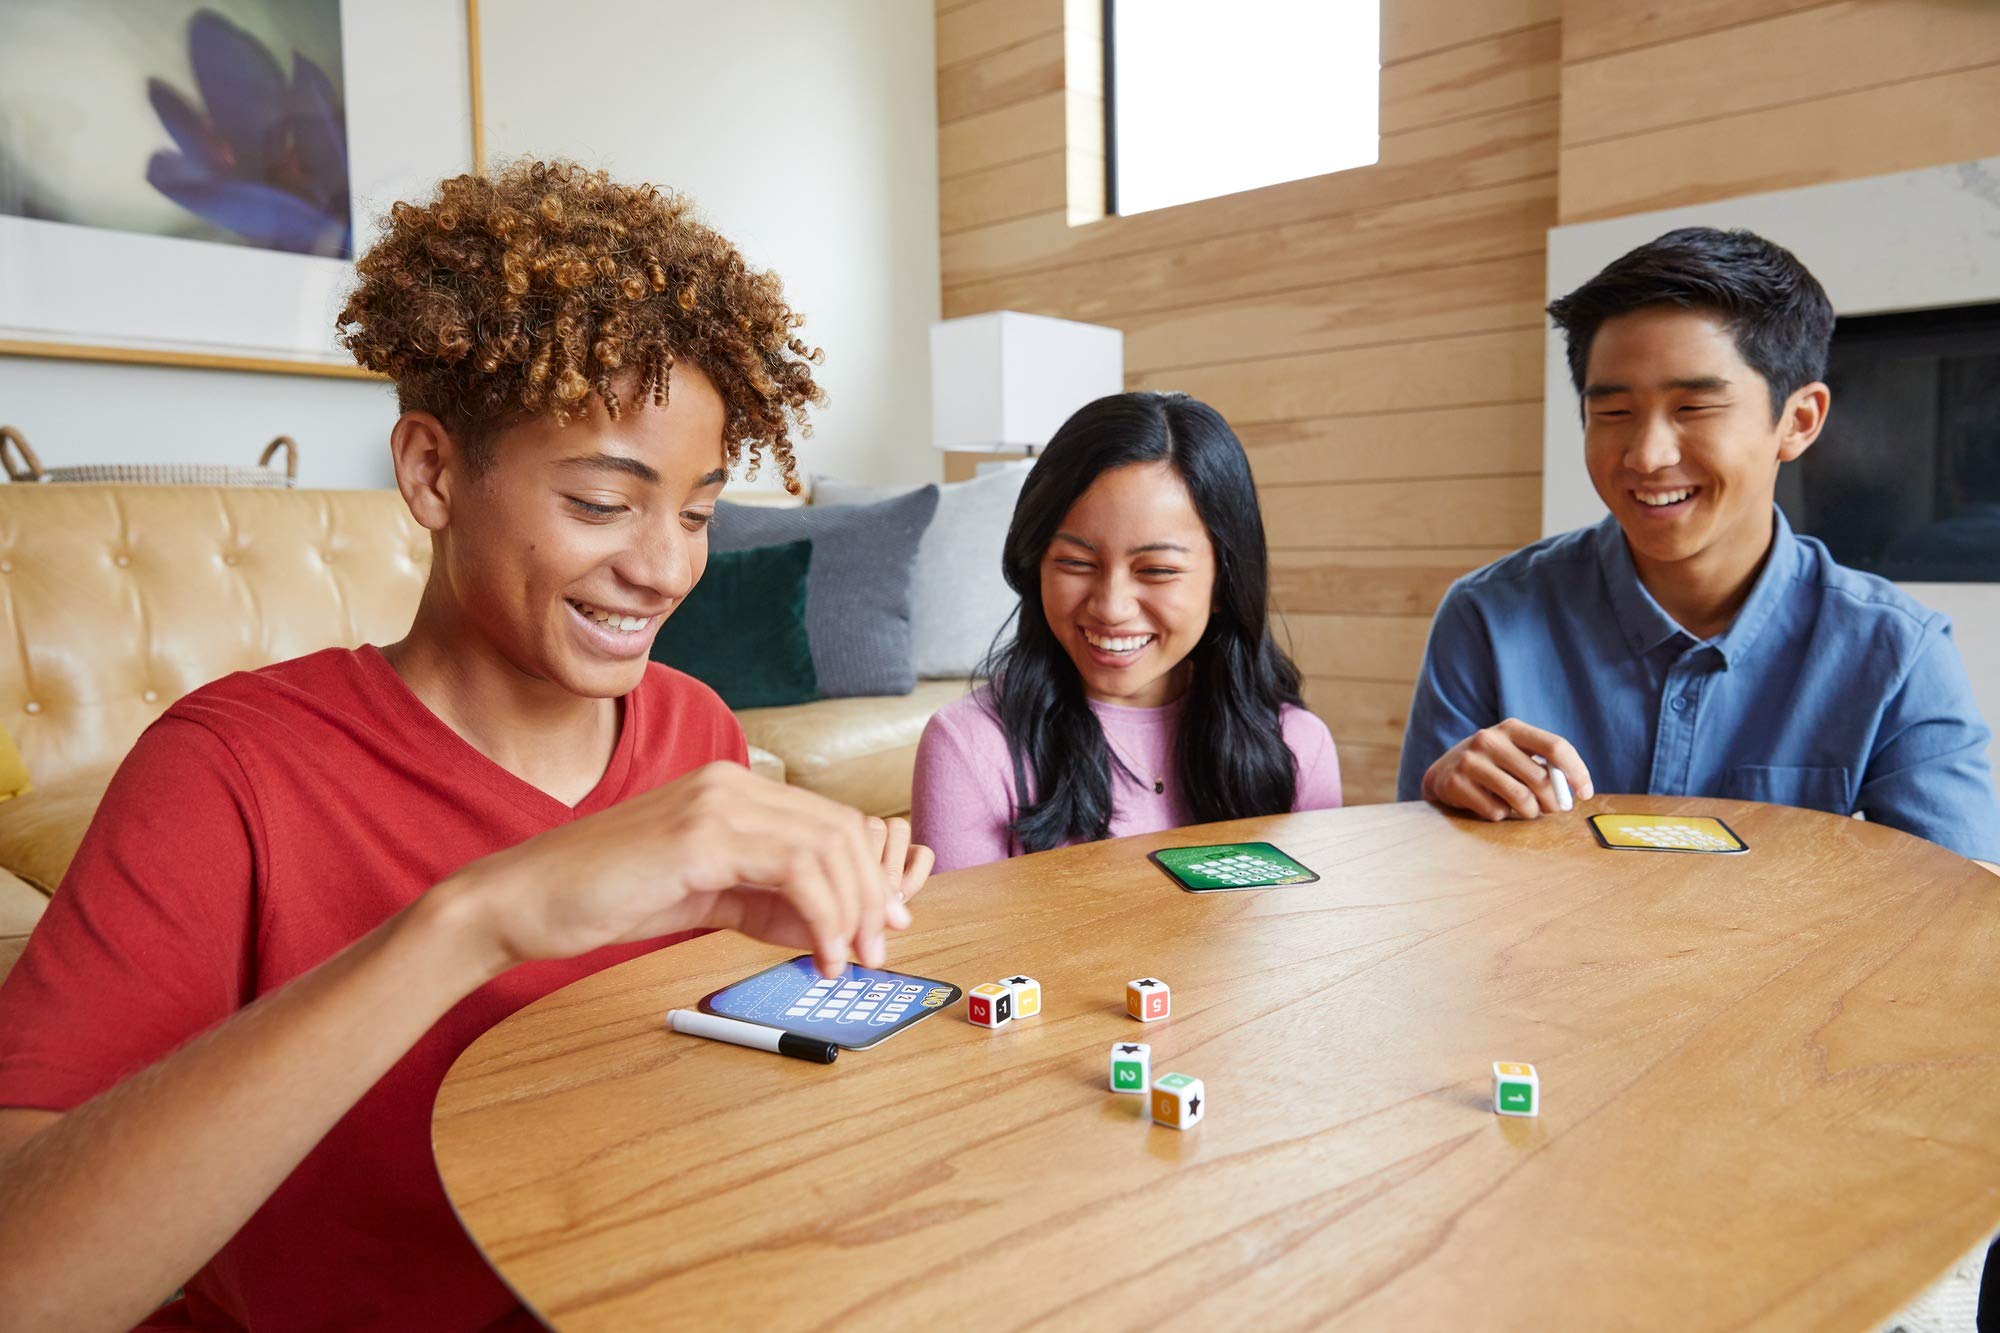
[{"left": 0, "top": 725, "right": 30, "bottom": 802}]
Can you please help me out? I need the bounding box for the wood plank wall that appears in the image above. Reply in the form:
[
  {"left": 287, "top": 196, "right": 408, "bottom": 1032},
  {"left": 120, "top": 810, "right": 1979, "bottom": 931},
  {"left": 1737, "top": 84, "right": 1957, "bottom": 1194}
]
[
  {"left": 937, "top": 0, "right": 1559, "bottom": 802},
  {"left": 934, "top": 0, "right": 2000, "bottom": 803},
  {"left": 1558, "top": 0, "right": 2000, "bottom": 222}
]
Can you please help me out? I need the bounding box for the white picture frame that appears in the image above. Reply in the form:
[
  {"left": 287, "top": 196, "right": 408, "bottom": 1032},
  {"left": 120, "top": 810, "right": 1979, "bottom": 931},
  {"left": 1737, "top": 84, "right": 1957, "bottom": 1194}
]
[{"left": 0, "top": 0, "right": 482, "bottom": 378}]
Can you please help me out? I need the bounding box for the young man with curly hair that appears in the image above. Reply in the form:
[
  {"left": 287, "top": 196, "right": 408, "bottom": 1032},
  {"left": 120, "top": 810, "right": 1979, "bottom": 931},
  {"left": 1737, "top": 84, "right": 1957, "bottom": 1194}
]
[
  {"left": 1398, "top": 227, "right": 1999, "bottom": 866},
  {"left": 0, "top": 160, "right": 932, "bottom": 1328}
]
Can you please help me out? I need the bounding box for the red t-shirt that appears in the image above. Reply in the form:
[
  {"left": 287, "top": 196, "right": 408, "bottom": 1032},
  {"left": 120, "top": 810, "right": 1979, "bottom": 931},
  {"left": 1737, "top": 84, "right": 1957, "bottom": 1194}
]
[{"left": 0, "top": 646, "right": 747, "bottom": 1330}]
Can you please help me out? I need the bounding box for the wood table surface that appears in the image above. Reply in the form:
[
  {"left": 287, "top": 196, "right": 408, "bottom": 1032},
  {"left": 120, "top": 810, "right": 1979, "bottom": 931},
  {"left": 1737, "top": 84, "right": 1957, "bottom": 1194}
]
[{"left": 432, "top": 797, "right": 2000, "bottom": 1330}]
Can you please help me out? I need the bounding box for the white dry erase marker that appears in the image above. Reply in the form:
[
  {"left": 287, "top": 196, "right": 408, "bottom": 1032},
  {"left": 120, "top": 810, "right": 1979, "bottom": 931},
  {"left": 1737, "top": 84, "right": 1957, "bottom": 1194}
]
[
  {"left": 666, "top": 1009, "right": 838, "bottom": 1064},
  {"left": 1534, "top": 755, "right": 1574, "bottom": 812}
]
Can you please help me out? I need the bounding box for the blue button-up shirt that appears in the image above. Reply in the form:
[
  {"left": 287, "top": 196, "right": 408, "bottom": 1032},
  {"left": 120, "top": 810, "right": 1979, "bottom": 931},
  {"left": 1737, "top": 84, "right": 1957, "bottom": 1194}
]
[{"left": 1396, "top": 508, "right": 2000, "bottom": 861}]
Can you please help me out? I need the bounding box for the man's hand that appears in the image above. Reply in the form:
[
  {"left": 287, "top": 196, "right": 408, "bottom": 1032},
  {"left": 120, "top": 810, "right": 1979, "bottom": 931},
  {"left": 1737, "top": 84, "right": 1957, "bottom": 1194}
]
[
  {"left": 0, "top": 765, "right": 939, "bottom": 1325},
  {"left": 1421, "top": 719, "right": 1595, "bottom": 821},
  {"left": 449, "top": 763, "right": 930, "bottom": 979}
]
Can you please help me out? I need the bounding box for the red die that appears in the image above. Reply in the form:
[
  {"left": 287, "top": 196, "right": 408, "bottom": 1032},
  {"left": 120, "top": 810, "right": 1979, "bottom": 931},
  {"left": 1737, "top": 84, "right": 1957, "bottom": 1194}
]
[{"left": 966, "top": 982, "right": 1012, "bottom": 1029}]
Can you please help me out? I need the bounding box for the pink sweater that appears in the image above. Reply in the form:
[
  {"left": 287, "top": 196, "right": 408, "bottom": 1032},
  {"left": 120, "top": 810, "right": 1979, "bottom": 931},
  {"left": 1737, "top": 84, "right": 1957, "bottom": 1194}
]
[{"left": 912, "top": 688, "right": 1342, "bottom": 872}]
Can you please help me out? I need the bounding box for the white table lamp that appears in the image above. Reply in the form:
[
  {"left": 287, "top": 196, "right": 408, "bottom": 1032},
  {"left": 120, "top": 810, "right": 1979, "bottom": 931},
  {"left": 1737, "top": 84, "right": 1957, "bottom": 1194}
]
[{"left": 929, "top": 311, "right": 1125, "bottom": 455}]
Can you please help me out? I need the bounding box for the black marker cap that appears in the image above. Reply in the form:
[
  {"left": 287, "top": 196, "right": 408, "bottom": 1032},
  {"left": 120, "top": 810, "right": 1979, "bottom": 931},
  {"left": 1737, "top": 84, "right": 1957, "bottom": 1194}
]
[{"left": 777, "top": 1033, "right": 839, "bottom": 1064}]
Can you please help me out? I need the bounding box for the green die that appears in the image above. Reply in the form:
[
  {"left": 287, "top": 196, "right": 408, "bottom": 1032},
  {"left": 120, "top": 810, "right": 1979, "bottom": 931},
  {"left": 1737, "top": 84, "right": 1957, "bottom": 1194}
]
[
  {"left": 1492, "top": 1061, "right": 1539, "bottom": 1117},
  {"left": 1109, "top": 1041, "right": 1150, "bottom": 1094}
]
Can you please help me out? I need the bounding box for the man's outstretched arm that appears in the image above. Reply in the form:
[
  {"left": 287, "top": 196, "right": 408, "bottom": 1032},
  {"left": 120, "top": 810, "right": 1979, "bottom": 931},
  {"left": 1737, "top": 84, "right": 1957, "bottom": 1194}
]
[{"left": 0, "top": 763, "right": 915, "bottom": 1328}]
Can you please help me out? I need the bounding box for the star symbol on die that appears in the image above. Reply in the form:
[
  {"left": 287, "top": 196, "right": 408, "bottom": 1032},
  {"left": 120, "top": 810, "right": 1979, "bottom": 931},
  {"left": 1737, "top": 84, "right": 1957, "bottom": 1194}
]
[
  {"left": 1118, "top": 1044, "right": 1142, "bottom": 1054},
  {"left": 1006, "top": 976, "right": 1028, "bottom": 985},
  {"left": 1136, "top": 979, "right": 1158, "bottom": 988},
  {"left": 1188, "top": 1095, "right": 1201, "bottom": 1115}
]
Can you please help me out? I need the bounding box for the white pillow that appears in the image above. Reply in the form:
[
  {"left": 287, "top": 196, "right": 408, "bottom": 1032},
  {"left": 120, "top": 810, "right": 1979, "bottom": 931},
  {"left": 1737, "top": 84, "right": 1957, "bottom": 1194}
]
[{"left": 813, "top": 461, "right": 1032, "bottom": 678}]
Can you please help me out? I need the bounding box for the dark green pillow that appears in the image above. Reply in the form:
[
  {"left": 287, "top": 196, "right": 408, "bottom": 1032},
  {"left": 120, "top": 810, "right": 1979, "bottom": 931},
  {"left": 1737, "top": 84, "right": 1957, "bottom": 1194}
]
[{"left": 650, "top": 539, "right": 818, "bottom": 709}]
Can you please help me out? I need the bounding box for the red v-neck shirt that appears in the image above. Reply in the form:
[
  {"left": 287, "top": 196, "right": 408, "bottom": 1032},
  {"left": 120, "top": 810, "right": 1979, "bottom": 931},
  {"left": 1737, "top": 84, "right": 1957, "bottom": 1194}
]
[{"left": 0, "top": 646, "right": 748, "bottom": 1330}]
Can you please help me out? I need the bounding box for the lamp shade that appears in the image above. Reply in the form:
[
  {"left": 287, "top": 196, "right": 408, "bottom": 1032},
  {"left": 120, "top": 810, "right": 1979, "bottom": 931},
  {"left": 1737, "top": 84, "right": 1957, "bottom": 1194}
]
[{"left": 929, "top": 311, "right": 1125, "bottom": 452}]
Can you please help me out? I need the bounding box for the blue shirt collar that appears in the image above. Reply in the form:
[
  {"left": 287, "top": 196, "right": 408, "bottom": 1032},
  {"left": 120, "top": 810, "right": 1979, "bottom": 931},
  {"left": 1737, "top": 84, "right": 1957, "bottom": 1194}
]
[
  {"left": 1595, "top": 516, "right": 1686, "bottom": 657},
  {"left": 1594, "top": 505, "right": 1800, "bottom": 666}
]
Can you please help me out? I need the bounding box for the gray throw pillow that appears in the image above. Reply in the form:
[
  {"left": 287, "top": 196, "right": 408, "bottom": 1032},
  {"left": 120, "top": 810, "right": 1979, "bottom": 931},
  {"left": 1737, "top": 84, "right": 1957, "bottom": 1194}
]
[
  {"left": 814, "top": 460, "right": 1031, "bottom": 678},
  {"left": 711, "top": 486, "right": 939, "bottom": 697}
]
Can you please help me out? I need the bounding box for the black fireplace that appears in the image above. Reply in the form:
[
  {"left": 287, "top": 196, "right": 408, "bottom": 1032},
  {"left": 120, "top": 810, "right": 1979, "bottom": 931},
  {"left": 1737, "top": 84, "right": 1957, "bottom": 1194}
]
[{"left": 1777, "top": 302, "right": 2000, "bottom": 582}]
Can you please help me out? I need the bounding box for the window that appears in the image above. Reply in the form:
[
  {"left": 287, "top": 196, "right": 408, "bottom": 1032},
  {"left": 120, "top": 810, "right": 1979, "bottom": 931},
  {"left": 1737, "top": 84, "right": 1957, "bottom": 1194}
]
[{"left": 1105, "top": 0, "right": 1379, "bottom": 218}]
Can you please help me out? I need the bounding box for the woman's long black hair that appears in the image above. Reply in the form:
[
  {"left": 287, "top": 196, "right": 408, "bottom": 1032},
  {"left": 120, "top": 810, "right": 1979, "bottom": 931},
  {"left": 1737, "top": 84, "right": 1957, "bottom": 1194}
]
[{"left": 978, "top": 391, "right": 1305, "bottom": 853}]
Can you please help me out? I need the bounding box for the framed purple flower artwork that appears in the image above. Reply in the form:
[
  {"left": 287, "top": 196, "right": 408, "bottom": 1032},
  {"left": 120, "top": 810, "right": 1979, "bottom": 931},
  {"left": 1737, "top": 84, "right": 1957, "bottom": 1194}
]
[{"left": 0, "top": 0, "right": 481, "bottom": 376}]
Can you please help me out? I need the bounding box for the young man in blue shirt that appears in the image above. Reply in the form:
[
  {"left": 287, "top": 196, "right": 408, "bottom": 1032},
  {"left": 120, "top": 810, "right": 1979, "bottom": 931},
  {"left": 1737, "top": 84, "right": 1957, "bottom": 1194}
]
[{"left": 1397, "top": 226, "right": 2000, "bottom": 866}]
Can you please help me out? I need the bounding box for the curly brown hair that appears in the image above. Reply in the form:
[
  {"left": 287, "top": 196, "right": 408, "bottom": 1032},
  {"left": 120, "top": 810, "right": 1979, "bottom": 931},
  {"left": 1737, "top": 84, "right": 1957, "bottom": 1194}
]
[{"left": 338, "top": 158, "right": 823, "bottom": 491}]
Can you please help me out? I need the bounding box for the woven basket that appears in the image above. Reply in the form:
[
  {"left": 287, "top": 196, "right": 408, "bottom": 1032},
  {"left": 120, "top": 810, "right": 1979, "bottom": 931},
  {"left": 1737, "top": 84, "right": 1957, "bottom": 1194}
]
[{"left": 0, "top": 426, "right": 298, "bottom": 488}]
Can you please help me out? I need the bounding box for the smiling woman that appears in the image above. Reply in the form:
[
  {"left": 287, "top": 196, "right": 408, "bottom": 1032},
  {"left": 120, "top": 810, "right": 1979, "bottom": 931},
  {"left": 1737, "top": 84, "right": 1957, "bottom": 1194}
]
[{"left": 910, "top": 392, "right": 1343, "bottom": 872}]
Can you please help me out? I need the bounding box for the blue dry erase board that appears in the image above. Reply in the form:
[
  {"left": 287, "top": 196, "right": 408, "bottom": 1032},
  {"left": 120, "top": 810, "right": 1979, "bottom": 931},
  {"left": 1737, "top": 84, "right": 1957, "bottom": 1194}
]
[{"left": 699, "top": 956, "right": 962, "bottom": 1051}]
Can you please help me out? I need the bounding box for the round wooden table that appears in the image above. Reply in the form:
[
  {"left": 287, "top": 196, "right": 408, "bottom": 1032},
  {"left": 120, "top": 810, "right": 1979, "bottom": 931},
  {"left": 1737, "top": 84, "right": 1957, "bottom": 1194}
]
[{"left": 432, "top": 798, "right": 2000, "bottom": 1330}]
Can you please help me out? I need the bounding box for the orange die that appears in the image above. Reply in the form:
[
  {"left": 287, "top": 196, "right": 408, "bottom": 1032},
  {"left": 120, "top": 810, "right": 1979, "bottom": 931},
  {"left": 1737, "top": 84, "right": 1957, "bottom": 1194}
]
[
  {"left": 1125, "top": 977, "right": 1170, "bottom": 1022},
  {"left": 1150, "top": 1072, "right": 1205, "bottom": 1129}
]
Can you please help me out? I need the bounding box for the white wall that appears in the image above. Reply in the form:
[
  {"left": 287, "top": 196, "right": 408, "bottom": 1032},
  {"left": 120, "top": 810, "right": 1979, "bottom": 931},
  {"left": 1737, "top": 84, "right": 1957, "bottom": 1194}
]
[
  {"left": 0, "top": 359, "right": 400, "bottom": 487},
  {"left": 481, "top": 0, "right": 942, "bottom": 489},
  {"left": 1542, "top": 157, "right": 2000, "bottom": 749},
  {"left": 0, "top": 1, "right": 940, "bottom": 491}
]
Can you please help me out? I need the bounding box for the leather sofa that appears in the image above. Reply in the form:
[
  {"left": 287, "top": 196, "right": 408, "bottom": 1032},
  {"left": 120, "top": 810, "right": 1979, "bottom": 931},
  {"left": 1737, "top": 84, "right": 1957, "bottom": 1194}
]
[{"left": 0, "top": 485, "right": 968, "bottom": 985}]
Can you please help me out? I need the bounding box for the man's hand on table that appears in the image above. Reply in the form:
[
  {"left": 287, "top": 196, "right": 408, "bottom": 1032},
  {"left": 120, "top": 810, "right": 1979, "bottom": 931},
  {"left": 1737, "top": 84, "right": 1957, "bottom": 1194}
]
[
  {"left": 1422, "top": 718, "right": 1596, "bottom": 821},
  {"left": 444, "top": 762, "right": 935, "bottom": 982}
]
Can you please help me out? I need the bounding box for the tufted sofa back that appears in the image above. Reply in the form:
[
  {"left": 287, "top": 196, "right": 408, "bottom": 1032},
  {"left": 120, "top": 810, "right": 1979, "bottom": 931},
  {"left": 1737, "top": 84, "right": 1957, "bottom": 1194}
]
[{"left": 0, "top": 486, "right": 430, "bottom": 790}]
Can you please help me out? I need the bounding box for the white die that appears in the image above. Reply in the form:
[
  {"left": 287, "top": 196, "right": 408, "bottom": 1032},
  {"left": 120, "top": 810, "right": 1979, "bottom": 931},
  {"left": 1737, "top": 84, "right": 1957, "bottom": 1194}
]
[
  {"left": 1492, "top": 1061, "right": 1539, "bottom": 1117},
  {"left": 1150, "top": 1072, "right": 1205, "bottom": 1129},
  {"left": 965, "top": 982, "right": 1012, "bottom": 1029},
  {"left": 1000, "top": 974, "right": 1042, "bottom": 1019},
  {"left": 1125, "top": 977, "right": 1170, "bottom": 1022},
  {"left": 1109, "top": 1041, "right": 1151, "bottom": 1093}
]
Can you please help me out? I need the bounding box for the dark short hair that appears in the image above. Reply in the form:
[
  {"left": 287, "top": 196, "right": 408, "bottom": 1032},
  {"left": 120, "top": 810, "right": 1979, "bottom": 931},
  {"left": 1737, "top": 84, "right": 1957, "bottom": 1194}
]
[{"left": 1547, "top": 226, "right": 1835, "bottom": 420}]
